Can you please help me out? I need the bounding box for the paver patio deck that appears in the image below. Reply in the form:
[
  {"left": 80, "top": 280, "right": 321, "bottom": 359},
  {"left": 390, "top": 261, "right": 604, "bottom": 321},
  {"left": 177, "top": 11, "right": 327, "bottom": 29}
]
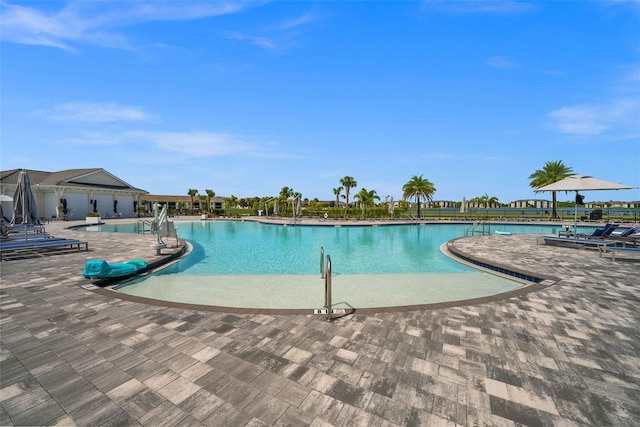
[{"left": 1, "top": 218, "right": 638, "bottom": 426}]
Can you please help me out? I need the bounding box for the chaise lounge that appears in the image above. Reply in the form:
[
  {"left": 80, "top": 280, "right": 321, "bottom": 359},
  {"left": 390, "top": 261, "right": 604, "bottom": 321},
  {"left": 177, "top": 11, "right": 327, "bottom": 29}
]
[
  {"left": 576, "top": 223, "right": 619, "bottom": 239},
  {"left": 0, "top": 237, "right": 88, "bottom": 261},
  {"left": 599, "top": 245, "right": 640, "bottom": 261},
  {"left": 537, "top": 235, "right": 613, "bottom": 249}
]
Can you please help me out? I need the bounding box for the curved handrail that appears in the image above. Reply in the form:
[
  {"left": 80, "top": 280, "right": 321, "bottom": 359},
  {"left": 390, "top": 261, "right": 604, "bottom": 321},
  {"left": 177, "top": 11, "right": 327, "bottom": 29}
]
[
  {"left": 325, "top": 255, "right": 332, "bottom": 321},
  {"left": 137, "top": 219, "right": 153, "bottom": 234},
  {"left": 465, "top": 221, "right": 491, "bottom": 236}
]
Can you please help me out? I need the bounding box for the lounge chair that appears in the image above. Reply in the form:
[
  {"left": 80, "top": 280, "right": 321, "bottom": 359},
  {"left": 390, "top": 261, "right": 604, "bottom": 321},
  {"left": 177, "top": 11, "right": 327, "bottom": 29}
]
[
  {"left": 608, "top": 228, "right": 640, "bottom": 248},
  {"left": 3, "top": 232, "right": 55, "bottom": 241},
  {"left": 577, "top": 223, "right": 619, "bottom": 239},
  {"left": 609, "top": 226, "right": 638, "bottom": 238},
  {"left": 0, "top": 238, "right": 88, "bottom": 260},
  {"left": 6, "top": 224, "right": 46, "bottom": 234},
  {"left": 537, "top": 235, "right": 613, "bottom": 250},
  {"left": 599, "top": 245, "right": 640, "bottom": 261}
]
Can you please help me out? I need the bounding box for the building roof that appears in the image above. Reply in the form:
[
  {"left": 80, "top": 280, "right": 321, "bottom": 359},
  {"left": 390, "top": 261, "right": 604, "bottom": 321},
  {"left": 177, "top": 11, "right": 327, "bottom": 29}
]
[{"left": 0, "top": 168, "right": 146, "bottom": 192}]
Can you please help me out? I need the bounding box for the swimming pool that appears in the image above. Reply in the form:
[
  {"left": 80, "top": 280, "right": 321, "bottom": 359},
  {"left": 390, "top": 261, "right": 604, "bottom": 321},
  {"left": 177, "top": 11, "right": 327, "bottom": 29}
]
[{"left": 86, "top": 221, "right": 573, "bottom": 310}]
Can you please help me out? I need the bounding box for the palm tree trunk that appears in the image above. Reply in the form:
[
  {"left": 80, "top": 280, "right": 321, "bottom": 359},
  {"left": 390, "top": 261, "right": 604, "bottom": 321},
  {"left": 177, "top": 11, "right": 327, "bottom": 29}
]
[
  {"left": 550, "top": 191, "right": 560, "bottom": 220},
  {"left": 345, "top": 193, "right": 349, "bottom": 218},
  {"left": 549, "top": 191, "right": 560, "bottom": 219}
]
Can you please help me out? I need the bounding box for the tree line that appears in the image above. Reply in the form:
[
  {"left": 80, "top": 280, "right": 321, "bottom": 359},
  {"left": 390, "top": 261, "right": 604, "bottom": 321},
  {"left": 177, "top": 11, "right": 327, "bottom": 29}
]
[{"left": 181, "top": 160, "right": 575, "bottom": 220}]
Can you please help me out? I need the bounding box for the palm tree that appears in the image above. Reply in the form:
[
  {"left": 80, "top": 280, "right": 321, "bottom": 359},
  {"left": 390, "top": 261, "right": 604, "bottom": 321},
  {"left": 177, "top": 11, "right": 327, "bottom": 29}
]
[
  {"left": 225, "top": 195, "right": 238, "bottom": 216},
  {"left": 205, "top": 189, "right": 215, "bottom": 213},
  {"left": 340, "top": 176, "right": 357, "bottom": 218},
  {"left": 402, "top": 175, "right": 436, "bottom": 218},
  {"left": 529, "top": 160, "right": 574, "bottom": 219},
  {"left": 333, "top": 186, "right": 343, "bottom": 209},
  {"left": 477, "top": 193, "right": 499, "bottom": 219},
  {"left": 187, "top": 189, "right": 198, "bottom": 215},
  {"left": 354, "top": 188, "right": 380, "bottom": 219},
  {"left": 478, "top": 193, "right": 499, "bottom": 209},
  {"left": 279, "top": 186, "right": 294, "bottom": 213}
]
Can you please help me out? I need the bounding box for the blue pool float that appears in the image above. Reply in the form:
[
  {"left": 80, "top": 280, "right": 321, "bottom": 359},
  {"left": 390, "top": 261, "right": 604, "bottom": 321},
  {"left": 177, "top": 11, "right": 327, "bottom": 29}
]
[{"left": 82, "top": 259, "right": 147, "bottom": 279}]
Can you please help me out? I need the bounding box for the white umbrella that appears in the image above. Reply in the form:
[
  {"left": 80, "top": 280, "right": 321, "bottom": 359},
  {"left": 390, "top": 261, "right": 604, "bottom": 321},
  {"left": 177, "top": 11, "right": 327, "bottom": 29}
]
[
  {"left": 273, "top": 200, "right": 279, "bottom": 216},
  {"left": 460, "top": 196, "right": 467, "bottom": 214},
  {"left": 295, "top": 198, "right": 302, "bottom": 216},
  {"left": 536, "top": 175, "right": 635, "bottom": 233},
  {"left": 536, "top": 175, "right": 634, "bottom": 192}
]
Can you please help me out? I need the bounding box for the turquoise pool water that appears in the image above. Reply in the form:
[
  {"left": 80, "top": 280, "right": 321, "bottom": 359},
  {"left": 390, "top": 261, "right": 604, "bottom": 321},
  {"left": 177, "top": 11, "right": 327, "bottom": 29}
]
[{"left": 86, "top": 221, "right": 575, "bottom": 309}]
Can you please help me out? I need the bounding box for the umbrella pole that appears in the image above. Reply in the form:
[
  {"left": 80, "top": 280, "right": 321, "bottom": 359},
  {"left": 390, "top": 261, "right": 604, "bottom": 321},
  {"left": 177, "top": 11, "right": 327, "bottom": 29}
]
[
  {"left": 574, "top": 191, "right": 578, "bottom": 235},
  {"left": 23, "top": 180, "right": 28, "bottom": 242}
]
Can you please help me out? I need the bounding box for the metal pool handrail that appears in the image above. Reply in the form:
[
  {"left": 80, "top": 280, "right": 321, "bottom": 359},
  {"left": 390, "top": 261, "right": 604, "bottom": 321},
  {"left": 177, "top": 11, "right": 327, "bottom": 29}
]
[{"left": 325, "top": 255, "right": 332, "bottom": 321}]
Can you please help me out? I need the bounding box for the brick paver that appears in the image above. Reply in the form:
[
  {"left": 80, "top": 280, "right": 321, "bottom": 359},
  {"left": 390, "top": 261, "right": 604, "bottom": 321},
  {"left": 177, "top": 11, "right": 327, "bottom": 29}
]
[{"left": 1, "top": 218, "right": 639, "bottom": 426}]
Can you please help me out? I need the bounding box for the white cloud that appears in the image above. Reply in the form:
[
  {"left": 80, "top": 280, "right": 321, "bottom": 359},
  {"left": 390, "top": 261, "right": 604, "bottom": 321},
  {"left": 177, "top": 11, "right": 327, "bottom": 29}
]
[
  {"left": 485, "top": 56, "right": 520, "bottom": 69},
  {"left": 221, "top": 31, "right": 278, "bottom": 50},
  {"left": 278, "top": 11, "right": 319, "bottom": 31},
  {"left": 549, "top": 105, "right": 608, "bottom": 135},
  {"left": 0, "top": 1, "right": 253, "bottom": 51},
  {"left": 125, "top": 130, "right": 255, "bottom": 157},
  {"left": 37, "top": 102, "right": 152, "bottom": 122},
  {"left": 548, "top": 99, "right": 640, "bottom": 137},
  {"left": 1, "top": 3, "right": 82, "bottom": 51},
  {"left": 222, "top": 9, "right": 321, "bottom": 52},
  {"left": 423, "top": 1, "right": 535, "bottom": 14}
]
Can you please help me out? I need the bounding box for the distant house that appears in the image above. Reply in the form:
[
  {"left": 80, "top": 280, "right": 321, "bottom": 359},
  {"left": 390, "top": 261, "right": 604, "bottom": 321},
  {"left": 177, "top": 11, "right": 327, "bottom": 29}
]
[
  {"left": 585, "top": 201, "right": 640, "bottom": 209},
  {"left": 430, "top": 200, "right": 459, "bottom": 208},
  {"left": 142, "top": 195, "right": 226, "bottom": 213},
  {"left": 0, "top": 168, "right": 147, "bottom": 220},
  {"left": 510, "top": 199, "right": 552, "bottom": 209}
]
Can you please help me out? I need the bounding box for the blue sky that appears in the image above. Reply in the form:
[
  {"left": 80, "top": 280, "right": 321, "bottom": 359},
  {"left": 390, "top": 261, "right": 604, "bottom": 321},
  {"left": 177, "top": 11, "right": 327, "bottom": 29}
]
[{"left": 1, "top": 1, "right": 639, "bottom": 203}]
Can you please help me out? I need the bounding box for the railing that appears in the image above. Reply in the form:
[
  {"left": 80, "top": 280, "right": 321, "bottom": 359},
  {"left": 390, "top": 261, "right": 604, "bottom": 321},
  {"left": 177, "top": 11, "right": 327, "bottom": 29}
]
[
  {"left": 465, "top": 221, "right": 491, "bottom": 236},
  {"left": 137, "top": 220, "right": 153, "bottom": 234},
  {"left": 156, "top": 204, "right": 170, "bottom": 233},
  {"left": 317, "top": 249, "right": 349, "bottom": 321},
  {"left": 324, "top": 255, "right": 332, "bottom": 321}
]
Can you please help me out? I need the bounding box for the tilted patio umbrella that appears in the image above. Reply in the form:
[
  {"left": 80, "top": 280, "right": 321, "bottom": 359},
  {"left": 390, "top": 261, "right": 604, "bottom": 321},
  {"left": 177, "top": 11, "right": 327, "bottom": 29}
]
[
  {"left": 295, "top": 197, "right": 302, "bottom": 217},
  {"left": 10, "top": 170, "right": 40, "bottom": 240},
  {"left": 535, "top": 175, "right": 635, "bottom": 233}
]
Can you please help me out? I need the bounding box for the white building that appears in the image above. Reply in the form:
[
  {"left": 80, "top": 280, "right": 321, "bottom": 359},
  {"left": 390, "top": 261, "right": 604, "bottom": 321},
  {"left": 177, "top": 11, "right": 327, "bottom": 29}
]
[
  {"left": 0, "top": 168, "right": 147, "bottom": 221},
  {"left": 510, "top": 199, "right": 552, "bottom": 209}
]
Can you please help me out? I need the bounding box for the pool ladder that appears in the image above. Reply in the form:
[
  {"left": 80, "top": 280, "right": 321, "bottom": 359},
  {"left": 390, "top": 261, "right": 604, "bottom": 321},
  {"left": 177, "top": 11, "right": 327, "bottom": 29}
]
[
  {"left": 465, "top": 221, "right": 491, "bottom": 236},
  {"left": 319, "top": 246, "right": 333, "bottom": 321},
  {"left": 137, "top": 220, "right": 153, "bottom": 233}
]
